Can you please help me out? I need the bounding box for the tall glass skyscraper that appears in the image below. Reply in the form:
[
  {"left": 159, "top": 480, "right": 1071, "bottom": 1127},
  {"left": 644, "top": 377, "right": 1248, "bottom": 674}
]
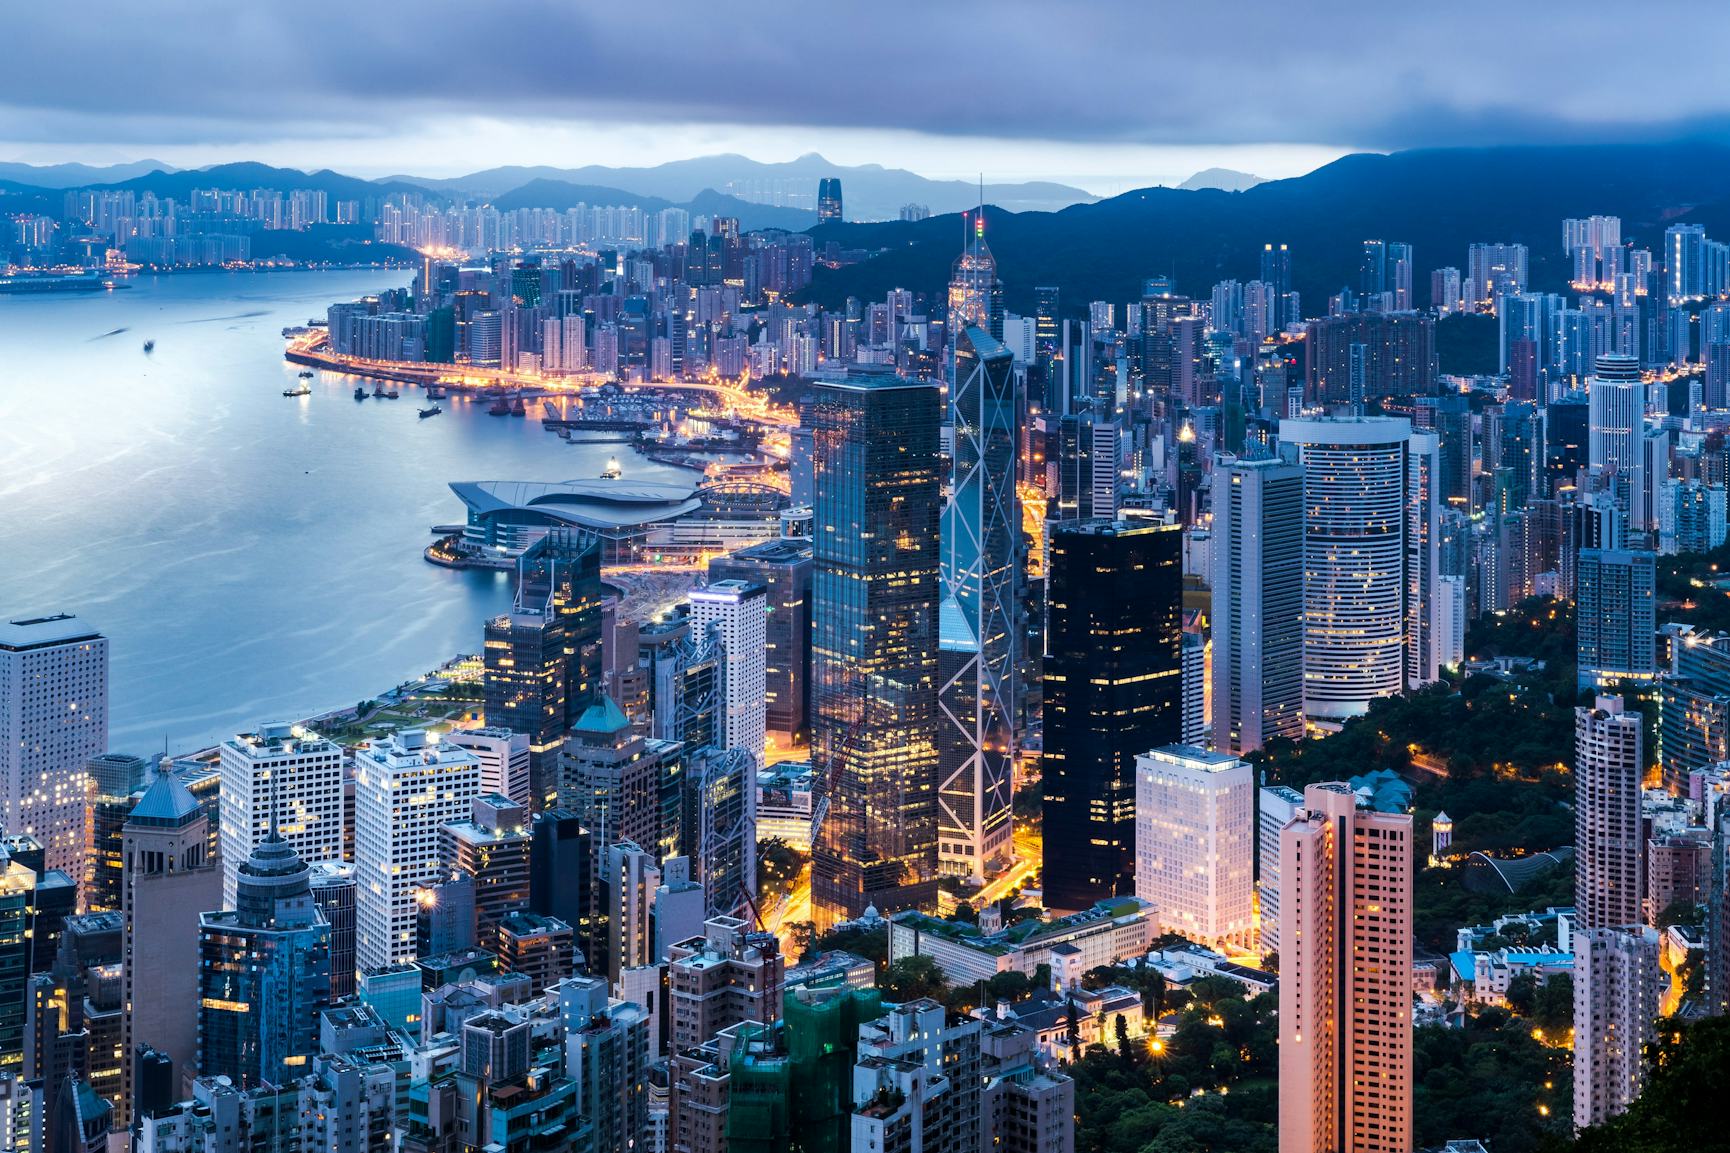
[
  {"left": 937, "top": 327, "right": 1022, "bottom": 881},
  {"left": 808, "top": 371, "right": 942, "bottom": 927},
  {"left": 196, "top": 829, "right": 332, "bottom": 1088},
  {"left": 1041, "top": 519, "right": 1184, "bottom": 912}
]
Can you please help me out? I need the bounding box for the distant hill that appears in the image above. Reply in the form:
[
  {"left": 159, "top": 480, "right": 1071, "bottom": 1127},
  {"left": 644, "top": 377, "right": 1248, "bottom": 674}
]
[
  {"left": 0, "top": 159, "right": 178, "bottom": 188},
  {"left": 89, "top": 163, "right": 429, "bottom": 201},
  {"left": 398, "top": 152, "right": 1096, "bottom": 220},
  {"left": 1177, "top": 167, "right": 1265, "bottom": 192},
  {"left": 801, "top": 143, "right": 1730, "bottom": 316}
]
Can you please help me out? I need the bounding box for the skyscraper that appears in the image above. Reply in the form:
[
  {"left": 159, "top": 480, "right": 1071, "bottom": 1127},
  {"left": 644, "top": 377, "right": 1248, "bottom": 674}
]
[
  {"left": 1573, "top": 925, "right": 1662, "bottom": 1128},
  {"left": 0, "top": 847, "right": 28, "bottom": 1073},
  {"left": 938, "top": 327, "right": 1022, "bottom": 882},
  {"left": 196, "top": 829, "right": 332, "bottom": 1088},
  {"left": 709, "top": 538, "right": 813, "bottom": 746},
  {"left": 85, "top": 752, "right": 150, "bottom": 913},
  {"left": 1, "top": 615, "right": 107, "bottom": 878},
  {"left": 443, "top": 727, "right": 532, "bottom": 812},
  {"left": 1133, "top": 745, "right": 1253, "bottom": 946},
  {"left": 688, "top": 579, "right": 768, "bottom": 772},
  {"left": 1576, "top": 548, "right": 1657, "bottom": 689},
  {"left": 483, "top": 605, "right": 567, "bottom": 807},
  {"left": 808, "top": 372, "right": 943, "bottom": 927},
  {"left": 217, "top": 724, "right": 344, "bottom": 909},
  {"left": 1256, "top": 784, "right": 1303, "bottom": 955},
  {"left": 1041, "top": 519, "right": 1184, "bottom": 912},
  {"left": 1388, "top": 242, "right": 1415, "bottom": 310},
  {"left": 440, "top": 794, "right": 533, "bottom": 953},
  {"left": 484, "top": 530, "right": 604, "bottom": 806},
  {"left": 120, "top": 761, "right": 220, "bottom": 1129},
  {"left": 1359, "top": 239, "right": 1387, "bottom": 299},
  {"left": 1211, "top": 457, "right": 1305, "bottom": 754},
  {"left": 1575, "top": 696, "right": 1644, "bottom": 933},
  {"left": 816, "top": 178, "right": 843, "bottom": 224},
  {"left": 687, "top": 745, "right": 756, "bottom": 920},
  {"left": 947, "top": 210, "right": 1002, "bottom": 340},
  {"left": 1279, "top": 417, "right": 1434, "bottom": 722},
  {"left": 1587, "top": 352, "right": 1643, "bottom": 481},
  {"left": 352, "top": 731, "right": 481, "bottom": 970},
  {"left": 1278, "top": 782, "right": 1413, "bottom": 1153}
]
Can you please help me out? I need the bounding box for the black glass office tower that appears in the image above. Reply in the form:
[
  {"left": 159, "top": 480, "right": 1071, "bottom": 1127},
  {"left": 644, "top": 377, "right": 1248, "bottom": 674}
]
[
  {"left": 808, "top": 371, "right": 942, "bottom": 927},
  {"left": 1041, "top": 519, "right": 1184, "bottom": 912}
]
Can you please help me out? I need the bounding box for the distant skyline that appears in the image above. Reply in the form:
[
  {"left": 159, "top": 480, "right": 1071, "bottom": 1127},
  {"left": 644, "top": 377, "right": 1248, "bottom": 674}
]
[
  {"left": 0, "top": 127, "right": 1340, "bottom": 198},
  {"left": 5, "top": 2, "right": 1728, "bottom": 195}
]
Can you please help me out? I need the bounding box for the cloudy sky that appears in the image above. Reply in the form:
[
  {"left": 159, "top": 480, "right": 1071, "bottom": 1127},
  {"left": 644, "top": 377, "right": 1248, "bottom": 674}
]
[{"left": 2, "top": 2, "right": 1724, "bottom": 192}]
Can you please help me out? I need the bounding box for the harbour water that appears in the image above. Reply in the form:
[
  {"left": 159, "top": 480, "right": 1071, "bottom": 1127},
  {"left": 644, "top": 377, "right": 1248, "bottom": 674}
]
[{"left": 0, "top": 270, "right": 688, "bottom": 750}]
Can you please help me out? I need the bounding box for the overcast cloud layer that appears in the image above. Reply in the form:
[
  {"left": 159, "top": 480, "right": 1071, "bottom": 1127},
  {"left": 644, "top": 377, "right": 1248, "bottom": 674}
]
[{"left": 2, "top": 1, "right": 1725, "bottom": 185}]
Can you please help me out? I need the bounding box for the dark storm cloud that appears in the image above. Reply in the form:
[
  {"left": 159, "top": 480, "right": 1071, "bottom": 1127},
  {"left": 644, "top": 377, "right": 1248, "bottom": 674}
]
[{"left": 2, "top": 1, "right": 1725, "bottom": 148}]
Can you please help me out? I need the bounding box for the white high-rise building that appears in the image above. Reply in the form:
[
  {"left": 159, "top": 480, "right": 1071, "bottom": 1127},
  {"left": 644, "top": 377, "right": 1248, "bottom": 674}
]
[
  {"left": 688, "top": 580, "right": 767, "bottom": 771},
  {"left": 352, "top": 730, "right": 481, "bottom": 969},
  {"left": 1575, "top": 696, "right": 1644, "bottom": 932},
  {"left": 1573, "top": 925, "right": 1662, "bottom": 1129},
  {"left": 217, "top": 723, "right": 345, "bottom": 908},
  {"left": 560, "top": 314, "right": 587, "bottom": 372},
  {"left": 1587, "top": 353, "right": 1643, "bottom": 481},
  {"left": 1134, "top": 745, "right": 1254, "bottom": 946},
  {"left": 1211, "top": 457, "right": 1305, "bottom": 754},
  {"left": 444, "top": 727, "right": 532, "bottom": 810},
  {"left": 1, "top": 614, "right": 107, "bottom": 876},
  {"left": 1279, "top": 417, "right": 1435, "bottom": 722},
  {"left": 1434, "top": 575, "right": 1466, "bottom": 671},
  {"left": 1256, "top": 785, "right": 1304, "bottom": 955}
]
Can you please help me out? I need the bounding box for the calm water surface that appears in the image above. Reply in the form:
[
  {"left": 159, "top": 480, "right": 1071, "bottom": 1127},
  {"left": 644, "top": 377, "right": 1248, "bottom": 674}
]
[{"left": 0, "top": 271, "right": 683, "bottom": 751}]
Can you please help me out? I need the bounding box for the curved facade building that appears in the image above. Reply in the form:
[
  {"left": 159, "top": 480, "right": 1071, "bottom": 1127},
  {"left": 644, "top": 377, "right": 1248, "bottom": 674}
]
[
  {"left": 1280, "top": 417, "right": 1433, "bottom": 722},
  {"left": 449, "top": 478, "right": 788, "bottom": 561},
  {"left": 452, "top": 479, "right": 703, "bottom": 551}
]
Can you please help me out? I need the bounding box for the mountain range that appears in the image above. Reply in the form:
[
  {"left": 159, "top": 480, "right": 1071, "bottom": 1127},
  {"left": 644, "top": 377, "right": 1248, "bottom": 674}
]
[
  {"left": 0, "top": 154, "right": 1263, "bottom": 232},
  {"left": 387, "top": 152, "right": 1097, "bottom": 218},
  {"left": 800, "top": 143, "right": 1730, "bottom": 317}
]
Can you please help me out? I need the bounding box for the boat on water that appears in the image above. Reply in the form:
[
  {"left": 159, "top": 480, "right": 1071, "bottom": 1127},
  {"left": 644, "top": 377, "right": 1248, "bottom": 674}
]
[
  {"left": 353, "top": 386, "right": 367, "bottom": 401},
  {"left": 419, "top": 405, "right": 443, "bottom": 419},
  {"left": 0, "top": 273, "right": 114, "bottom": 295},
  {"left": 142, "top": 339, "right": 155, "bottom": 353},
  {"left": 487, "top": 398, "right": 512, "bottom": 416},
  {"left": 426, "top": 386, "right": 447, "bottom": 400},
  {"left": 283, "top": 384, "right": 312, "bottom": 397},
  {"left": 600, "top": 456, "right": 624, "bottom": 479},
  {"left": 297, "top": 369, "right": 314, "bottom": 379},
  {"left": 385, "top": 389, "right": 401, "bottom": 399},
  {"left": 510, "top": 397, "right": 526, "bottom": 417},
  {"left": 372, "top": 383, "right": 385, "bottom": 397}
]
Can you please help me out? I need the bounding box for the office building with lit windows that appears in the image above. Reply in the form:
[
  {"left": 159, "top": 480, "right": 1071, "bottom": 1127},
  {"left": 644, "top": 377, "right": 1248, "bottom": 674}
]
[
  {"left": 808, "top": 371, "right": 943, "bottom": 927},
  {"left": 352, "top": 731, "right": 481, "bottom": 969},
  {"left": 1278, "top": 417, "right": 1438, "bottom": 722},
  {"left": 196, "top": 832, "right": 331, "bottom": 1088},
  {"left": 1, "top": 615, "right": 107, "bottom": 878},
  {"left": 1133, "top": 745, "right": 1253, "bottom": 947},
  {"left": 1576, "top": 548, "right": 1657, "bottom": 689},
  {"left": 1211, "top": 457, "right": 1305, "bottom": 753},
  {"left": 217, "top": 723, "right": 345, "bottom": 909}
]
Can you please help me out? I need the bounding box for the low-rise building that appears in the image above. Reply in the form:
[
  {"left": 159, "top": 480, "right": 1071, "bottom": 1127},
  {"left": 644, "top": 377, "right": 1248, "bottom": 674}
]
[{"left": 887, "top": 898, "right": 1157, "bottom": 987}]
